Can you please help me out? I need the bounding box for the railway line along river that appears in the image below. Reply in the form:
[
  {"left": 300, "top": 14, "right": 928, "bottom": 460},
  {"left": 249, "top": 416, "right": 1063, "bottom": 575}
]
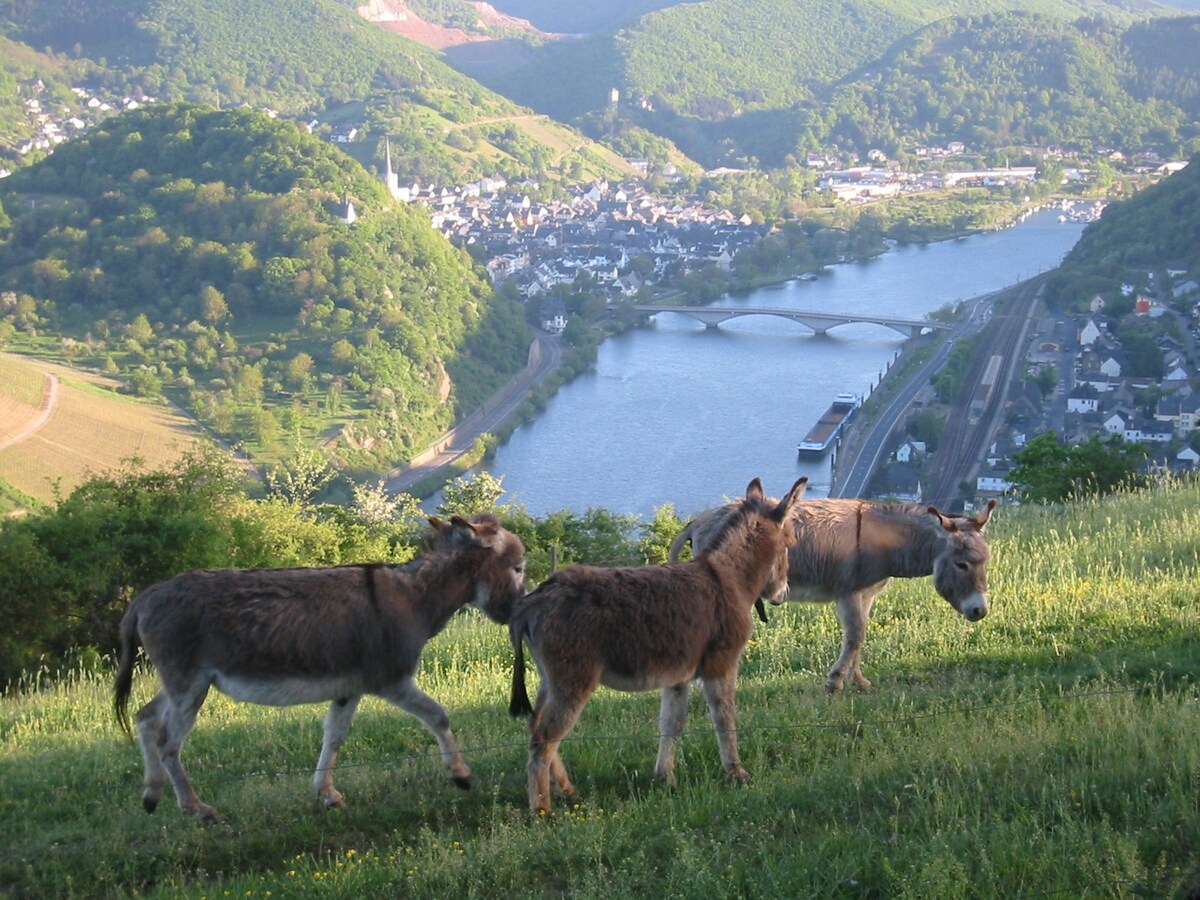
[{"left": 477, "top": 209, "right": 1088, "bottom": 518}]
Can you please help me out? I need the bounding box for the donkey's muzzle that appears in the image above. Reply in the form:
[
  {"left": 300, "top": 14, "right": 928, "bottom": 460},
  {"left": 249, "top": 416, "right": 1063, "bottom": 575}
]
[{"left": 960, "top": 594, "right": 989, "bottom": 622}]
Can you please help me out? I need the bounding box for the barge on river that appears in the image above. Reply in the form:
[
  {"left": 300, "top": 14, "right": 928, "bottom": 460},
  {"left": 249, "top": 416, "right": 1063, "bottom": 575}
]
[{"left": 797, "top": 393, "right": 862, "bottom": 456}]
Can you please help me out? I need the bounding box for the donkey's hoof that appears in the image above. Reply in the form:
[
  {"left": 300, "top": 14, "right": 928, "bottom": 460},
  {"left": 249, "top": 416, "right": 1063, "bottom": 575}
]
[
  {"left": 825, "top": 677, "right": 846, "bottom": 695},
  {"left": 321, "top": 795, "right": 348, "bottom": 811},
  {"left": 452, "top": 774, "right": 472, "bottom": 791},
  {"left": 188, "top": 803, "right": 222, "bottom": 825},
  {"left": 142, "top": 792, "right": 160, "bottom": 814},
  {"left": 728, "top": 767, "right": 752, "bottom": 785}
]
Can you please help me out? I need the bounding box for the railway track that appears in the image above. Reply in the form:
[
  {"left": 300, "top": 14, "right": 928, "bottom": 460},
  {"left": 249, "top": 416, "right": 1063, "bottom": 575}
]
[{"left": 925, "top": 276, "right": 1044, "bottom": 506}]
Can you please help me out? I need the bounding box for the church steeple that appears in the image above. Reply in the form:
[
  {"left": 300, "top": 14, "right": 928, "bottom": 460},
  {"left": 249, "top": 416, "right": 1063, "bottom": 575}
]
[{"left": 383, "top": 137, "right": 399, "bottom": 198}]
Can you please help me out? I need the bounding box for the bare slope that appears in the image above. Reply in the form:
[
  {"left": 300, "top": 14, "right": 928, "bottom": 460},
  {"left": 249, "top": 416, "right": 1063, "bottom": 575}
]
[{"left": 0, "top": 353, "right": 206, "bottom": 509}]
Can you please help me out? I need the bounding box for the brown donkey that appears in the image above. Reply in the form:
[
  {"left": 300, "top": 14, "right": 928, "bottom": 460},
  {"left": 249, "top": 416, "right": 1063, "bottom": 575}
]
[
  {"left": 509, "top": 476, "right": 807, "bottom": 814},
  {"left": 671, "top": 498, "right": 996, "bottom": 693},
  {"left": 113, "top": 514, "right": 526, "bottom": 823}
]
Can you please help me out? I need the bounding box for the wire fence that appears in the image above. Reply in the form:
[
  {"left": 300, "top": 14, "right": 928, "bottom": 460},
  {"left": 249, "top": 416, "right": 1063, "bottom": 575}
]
[{"left": 190, "top": 684, "right": 1151, "bottom": 786}]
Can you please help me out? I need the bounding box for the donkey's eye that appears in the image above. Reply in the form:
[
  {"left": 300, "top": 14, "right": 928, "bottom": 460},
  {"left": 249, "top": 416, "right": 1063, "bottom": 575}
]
[{"left": 955, "top": 561, "right": 970, "bottom": 572}]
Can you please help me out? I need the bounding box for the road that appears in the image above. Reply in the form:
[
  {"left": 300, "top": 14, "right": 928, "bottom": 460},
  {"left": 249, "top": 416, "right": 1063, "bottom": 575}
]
[
  {"left": 384, "top": 331, "right": 563, "bottom": 494},
  {"left": 832, "top": 277, "right": 1041, "bottom": 504}
]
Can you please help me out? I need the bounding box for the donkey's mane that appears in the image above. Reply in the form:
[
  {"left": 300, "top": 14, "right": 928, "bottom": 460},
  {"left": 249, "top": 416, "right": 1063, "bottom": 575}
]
[{"left": 697, "top": 495, "right": 764, "bottom": 559}]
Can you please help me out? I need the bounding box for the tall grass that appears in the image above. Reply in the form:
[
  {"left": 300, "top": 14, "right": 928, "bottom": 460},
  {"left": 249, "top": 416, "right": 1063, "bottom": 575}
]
[{"left": 1, "top": 481, "right": 1197, "bottom": 898}]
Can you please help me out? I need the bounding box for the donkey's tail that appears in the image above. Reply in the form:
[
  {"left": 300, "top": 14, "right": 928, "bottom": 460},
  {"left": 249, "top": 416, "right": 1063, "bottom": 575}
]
[
  {"left": 113, "top": 599, "right": 141, "bottom": 742},
  {"left": 667, "top": 520, "right": 693, "bottom": 562},
  {"left": 508, "top": 620, "right": 534, "bottom": 718}
]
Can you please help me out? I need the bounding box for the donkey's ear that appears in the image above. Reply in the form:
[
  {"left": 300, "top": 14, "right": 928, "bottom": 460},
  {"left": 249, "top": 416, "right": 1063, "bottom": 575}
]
[
  {"left": 427, "top": 515, "right": 449, "bottom": 533},
  {"left": 926, "top": 506, "right": 956, "bottom": 531},
  {"left": 745, "top": 477, "right": 765, "bottom": 502},
  {"left": 774, "top": 476, "right": 808, "bottom": 522},
  {"left": 974, "top": 498, "right": 998, "bottom": 530},
  {"left": 450, "top": 515, "right": 492, "bottom": 547}
]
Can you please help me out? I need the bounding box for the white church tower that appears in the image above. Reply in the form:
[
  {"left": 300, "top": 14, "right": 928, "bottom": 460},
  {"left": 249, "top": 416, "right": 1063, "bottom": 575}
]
[{"left": 382, "top": 137, "right": 403, "bottom": 200}]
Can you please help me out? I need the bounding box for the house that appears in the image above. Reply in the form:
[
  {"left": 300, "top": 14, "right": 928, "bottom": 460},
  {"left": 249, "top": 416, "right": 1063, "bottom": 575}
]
[
  {"left": 539, "top": 298, "right": 567, "bottom": 335},
  {"left": 894, "top": 439, "right": 926, "bottom": 463},
  {"left": 879, "top": 463, "right": 922, "bottom": 503},
  {"left": 976, "top": 465, "right": 1013, "bottom": 495},
  {"left": 1156, "top": 393, "right": 1200, "bottom": 436},
  {"left": 1078, "top": 319, "right": 1102, "bottom": 347},
  {"left": 1066, "top": 383, "right": 1100, "bottom": 414},
  {"left": 1102, "top": 411, "right": 1126, "bottom": 435},
  {"left": 1122, "top": 418, "right": 1173, "bottom": 445}
]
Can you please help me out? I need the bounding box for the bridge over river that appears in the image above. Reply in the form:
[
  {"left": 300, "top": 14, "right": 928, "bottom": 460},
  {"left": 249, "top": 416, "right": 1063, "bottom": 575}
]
[{"left": 635, "top": 305, "right": 950, "bottom": 337}]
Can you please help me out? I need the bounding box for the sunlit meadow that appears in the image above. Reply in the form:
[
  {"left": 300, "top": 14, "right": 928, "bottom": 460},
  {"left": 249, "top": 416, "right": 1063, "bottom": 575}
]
[{"left": 1, "top": 480, "right": 1197, "bottom": 897}]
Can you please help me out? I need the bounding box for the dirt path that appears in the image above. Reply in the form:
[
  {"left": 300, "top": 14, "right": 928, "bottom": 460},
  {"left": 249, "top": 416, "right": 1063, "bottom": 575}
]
[{"left": 0, "top": 370, "right": 59, "bottom": 452}]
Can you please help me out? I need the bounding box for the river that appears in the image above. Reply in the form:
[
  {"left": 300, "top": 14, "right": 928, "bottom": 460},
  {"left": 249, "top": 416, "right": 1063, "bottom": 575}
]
[{"left": 478, "top": 209, "right": 1087, "bottom": 518}]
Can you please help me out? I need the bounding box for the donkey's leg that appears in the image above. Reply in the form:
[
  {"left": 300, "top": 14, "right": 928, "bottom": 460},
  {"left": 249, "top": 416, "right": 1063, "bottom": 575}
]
[
  {"left": 700, "top": 674, "right": 750, "bottom": 784},
  {"left": 849, "top": 590, "right": 883, "bottom": 690},
  {"left": 531, "top": 678, "right": 576, "bottom": 802},
  {"left": 313, "top": 695, "right": 362, "bottom": 808},
  {"left": 134, "top": 692, "right": 169, "bottom": 813},
  {"left": 379, "top": 679, "right": 471, "bottom": 789},
  {"left": 157, "top": 683, "right": 219, "bottom": 823},
  {"left": 654, "top": 682, "right": 691, "bottom": 784},
  {"left": 828, "top": 592, "right": 870, "bottom": 694},
  {"left": 528, "top": 688, "right": 587, "bottom": 814}
]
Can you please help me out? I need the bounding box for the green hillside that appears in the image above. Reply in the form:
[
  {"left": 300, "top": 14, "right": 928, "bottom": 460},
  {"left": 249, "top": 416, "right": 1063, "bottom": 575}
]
[
  {"left": 819, "top": 13, "right": 1200, "bottom": 159},
  {"left": 0, "top": 0, "right": 640, "bottom": 184},
  {"left": 473, "top": 0, "right": 1198, "bottom": 167},
  {"left": 0, "top": 103, "right": 532, "bottom": 473},
  {"left": 1045, "top": 152, "right": 1200, "bottom": 309}
]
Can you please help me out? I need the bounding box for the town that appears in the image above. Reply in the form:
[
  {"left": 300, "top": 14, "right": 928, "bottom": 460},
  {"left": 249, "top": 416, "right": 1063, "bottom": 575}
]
[{"left": 7, "top": 77, "right": 1198, "bottom": 507}]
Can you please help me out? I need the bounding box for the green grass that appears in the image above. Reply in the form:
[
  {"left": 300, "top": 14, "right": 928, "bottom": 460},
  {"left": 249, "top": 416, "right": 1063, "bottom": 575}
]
[{"left": 2, "top": 481, "right": 1198, "bottom": 897}]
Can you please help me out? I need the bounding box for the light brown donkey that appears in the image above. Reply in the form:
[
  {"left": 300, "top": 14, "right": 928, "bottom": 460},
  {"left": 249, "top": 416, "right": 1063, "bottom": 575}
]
[
  {"left": 671, "top": 498, "right": 996, "bottom": 693},
  {"left": 113, "top": 514, "right": 526, "bottom": 823},
  {"left": 509, "top": 476, "right": 807, "bottom": 814}
]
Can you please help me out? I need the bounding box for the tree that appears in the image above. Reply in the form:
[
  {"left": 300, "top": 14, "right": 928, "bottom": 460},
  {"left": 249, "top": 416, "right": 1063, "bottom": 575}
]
[
  {"left": 0, "top": 449, "right": 248, "bottom": 686},
  {"left": 265, "top": 444, "right": 336, "bottom": 505},
  {"left": 124, "top": 313, "right": 154, "bottom": 345},
  {"left": 1008, "top": 431, "right": 1148, "bottom": 503},
  {"left": 438, "top": 471, "right": 506, "bottom": 518},
  {"left": 199, "top": 285, "right": 230, "bottom": 325}
]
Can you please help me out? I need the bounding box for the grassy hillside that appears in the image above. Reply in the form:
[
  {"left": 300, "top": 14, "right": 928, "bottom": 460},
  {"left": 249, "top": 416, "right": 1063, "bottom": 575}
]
[
  {"left": 0, "top": 353, "right": 206, "bottom": 512},
  {"left": 0, "top": 103, "right": 532, "bottom": 476},
  {"left": 0, "top": 479, "right": 1197, "bottom": 896}
]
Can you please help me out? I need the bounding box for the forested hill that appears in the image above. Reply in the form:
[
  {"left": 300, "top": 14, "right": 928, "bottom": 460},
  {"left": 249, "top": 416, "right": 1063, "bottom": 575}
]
[
  {"left": 0, "top": 103, "right": 532, "bottom": 472},
  {"left": 1045, "top": 155, "right": 1200, "bottom": 310},
  {"left": 468, "top": 1, "right": 1200, "bottom": 168},
  {"left": 0, "top": 0, "right": 639, "bottom": 185}
]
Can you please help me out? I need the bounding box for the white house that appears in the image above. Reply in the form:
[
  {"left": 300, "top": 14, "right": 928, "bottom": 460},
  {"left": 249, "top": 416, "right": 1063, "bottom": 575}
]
[
  {"left": 977, "top": 467, "right": 1014, "bottom": 494},
  {"left": 1067, "top": 384, "right": 1100, "bottom": 414},
  {"left": 1079, "top": 319, "right": 1102, "bottom": 347}
]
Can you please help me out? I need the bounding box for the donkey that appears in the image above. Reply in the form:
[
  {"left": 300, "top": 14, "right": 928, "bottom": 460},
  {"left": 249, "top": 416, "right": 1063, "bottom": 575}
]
[
  {"left": 113, "top": 514, "right": 526, "bottom": 823},
  {"left": 670, "top": 497, "right": 996, "bottom": 693},
  {"left": 508, "top": 476, "right": 807, "bottom": 814}
]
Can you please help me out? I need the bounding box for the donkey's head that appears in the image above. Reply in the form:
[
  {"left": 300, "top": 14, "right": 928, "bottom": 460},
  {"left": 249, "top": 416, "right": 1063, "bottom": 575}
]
[
  {"left": 427, "top": 514, "right": 527, "bottom": 622},
  {"left": 927, "top": 499, "right": 996, "bottom": 622},
  {"left": 735, "top": 476, "right": 808, "bottom": 607}
]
